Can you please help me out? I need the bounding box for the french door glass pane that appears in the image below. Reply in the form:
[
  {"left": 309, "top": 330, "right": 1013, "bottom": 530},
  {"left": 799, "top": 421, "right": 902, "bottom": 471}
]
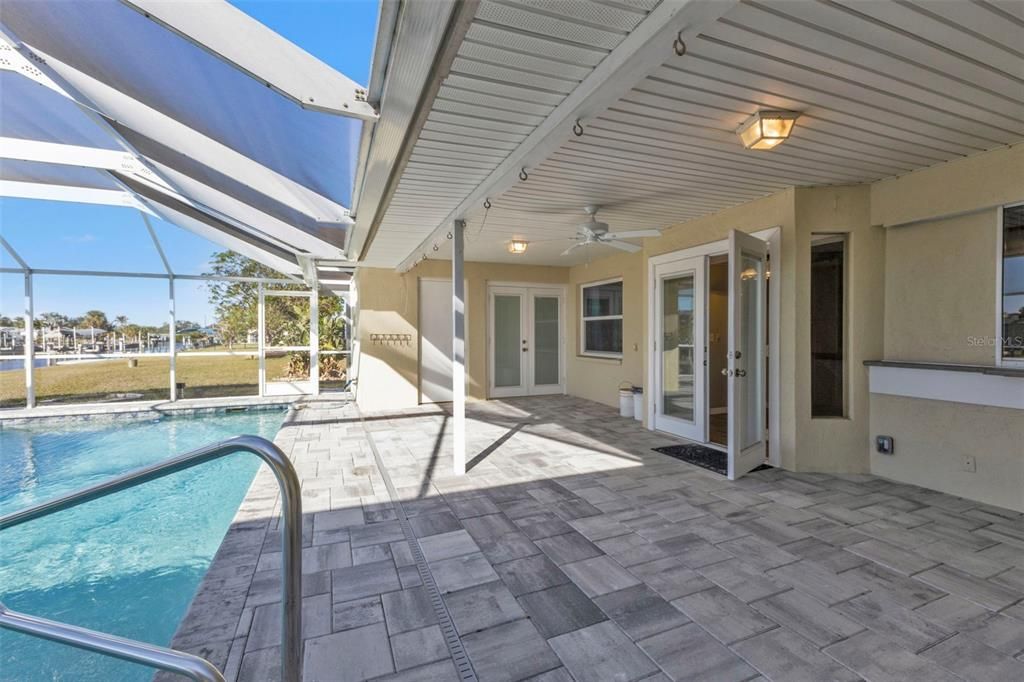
[
  {"left": 494, "top": 295, "right": 521, "bottom": 387},
  {"left": 662, "top": 274, "right": 695, "bottom": 421},
  {"left": 534, "top": 296, "right": 559, "bottom": 386},
  {"left": 1002, "top": 205, "right": 1024, "bottom": 360},
  {"left": 740, "top": 253, "right": 765, "bottom": 449}
]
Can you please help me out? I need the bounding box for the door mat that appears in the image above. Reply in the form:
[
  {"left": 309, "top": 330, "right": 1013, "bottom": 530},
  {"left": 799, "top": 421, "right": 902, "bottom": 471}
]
[{"left": 652, "top": 443, "right": 727, "bottom": 475}]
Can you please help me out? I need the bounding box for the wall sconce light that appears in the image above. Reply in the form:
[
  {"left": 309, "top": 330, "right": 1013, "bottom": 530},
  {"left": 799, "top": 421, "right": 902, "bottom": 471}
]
[
  {"left": 508, "top": 239, "right": 528, "bottom": 255},
  {"left": 737, "top": 110, "right": 799, "bottom": 150}
]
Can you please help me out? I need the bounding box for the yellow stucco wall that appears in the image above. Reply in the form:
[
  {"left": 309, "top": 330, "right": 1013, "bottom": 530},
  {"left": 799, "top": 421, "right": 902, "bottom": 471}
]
[
  {"left": 870, "top": 395, "right": 1024, "bottom": 511},
  {"left": 354, "top": 261, "right": 568, "bottom": 411}
]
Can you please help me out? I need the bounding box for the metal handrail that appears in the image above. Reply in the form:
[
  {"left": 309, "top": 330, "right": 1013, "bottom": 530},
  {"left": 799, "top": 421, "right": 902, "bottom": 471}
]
[
  {"left": 0, "top": 435, "right": 302, "bottom": 682},
  {"left": 0, "top": 603, "right": 226, "bottom": 682}
]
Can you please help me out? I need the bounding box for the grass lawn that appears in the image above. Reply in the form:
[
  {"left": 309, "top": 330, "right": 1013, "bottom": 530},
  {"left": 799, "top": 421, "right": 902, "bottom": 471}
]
[{"left": 0, "top": 354, "right": 289, "bottom": 407}]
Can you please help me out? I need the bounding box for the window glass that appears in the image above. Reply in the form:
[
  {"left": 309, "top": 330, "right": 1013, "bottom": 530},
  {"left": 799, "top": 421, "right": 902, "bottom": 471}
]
[
  {"left": 1002, "top": 204, "right": 1024, "bottom": 361},
  {"left": 581, "top": 281, "right": 623, "bottom": 355},
  {"left": 810, "top": 237, "right": 845, "bottom": 417}
]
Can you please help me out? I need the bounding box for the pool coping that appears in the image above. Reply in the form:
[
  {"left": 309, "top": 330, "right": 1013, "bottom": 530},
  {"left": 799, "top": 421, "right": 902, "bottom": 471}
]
[{"left": 0, "top": 395, "right": 303, "bottom": 427}]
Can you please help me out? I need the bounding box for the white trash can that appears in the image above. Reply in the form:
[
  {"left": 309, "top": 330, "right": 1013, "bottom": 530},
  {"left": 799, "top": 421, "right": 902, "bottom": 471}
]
[
  {"left": 633, "top": 388, "right": 643, "bottom": 421},
  {"left": 619, "top": 384, "right": 635, "bottom": 418}
]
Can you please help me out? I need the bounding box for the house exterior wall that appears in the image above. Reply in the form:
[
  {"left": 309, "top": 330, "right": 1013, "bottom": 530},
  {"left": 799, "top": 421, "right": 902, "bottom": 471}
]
[
  {"left": 354, "top": 261, "right": 568, "bottom": 411},
  {"left": 354, "top": 144, "right": 1022, "bottom": 509},
  {"left": 868, "top": 143, "right": 1024, "bottom": 511}
]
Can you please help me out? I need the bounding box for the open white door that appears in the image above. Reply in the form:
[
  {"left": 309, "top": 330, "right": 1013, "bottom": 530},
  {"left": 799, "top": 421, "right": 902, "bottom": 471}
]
[{"left": 727, "top": 230, "right": 769, "bottom": 479}]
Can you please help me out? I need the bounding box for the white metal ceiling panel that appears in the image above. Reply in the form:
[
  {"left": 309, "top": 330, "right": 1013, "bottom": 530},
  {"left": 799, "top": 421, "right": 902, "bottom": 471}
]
[{"left": 359, "top": 0, "right": 1024, "bottom": 268}]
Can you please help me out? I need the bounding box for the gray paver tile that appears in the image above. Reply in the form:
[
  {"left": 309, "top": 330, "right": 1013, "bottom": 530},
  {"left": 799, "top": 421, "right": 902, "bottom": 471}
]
[
  {"left": 548, "top": 621, "right": 659, "bottom": 682},
  {"left": 717, "top": 535, "right": 800, "bottom": 571},
  {"left": 303, "top": 622, "right": 394, "bottom": 681},
  {"left": 846, "top": 538, "right": 939, "bottom": 576},
  {"left": 562, "top": 555, "right": 641, "bottom": 598},
  {"left": 419, "top": 529, "right": 478, "bottom": 562},
  {"left": 824, "top": 630, "right": 961, "bottom": 682},
  {"left": 331, "top": 595, "right": 385, "bottom": 633},
  {"left": 751, "top": 588, "right": 863, "bottom": 647},
  {"left": 534, "top": 531, "right": 603, "bottom": 565},
  {"left": 390, "top": 624, "right": 448, "bottom": 671},
  {"left": 517, "top": 582, "right": 607, "bottom": 638},
  {"left": 698, "top": 558, "right": 789, "bottom": 603},
  {"left": 637, "top": 623, "right": 757, "bottom": 682},
  {"left": 915, "top": 564, "right": 1020, "bottom": 610},
  {"left": 671, "top": 586, "right": 777, "bottom": 645},
  {"left": 430, "top": 551, "right": 499, "bottom": 594},
  {"left": 381, "top": 586, "right": 437, "bottom": 635},
  {"left": 409, "top": 510, "right": 461, "bottom": 538},
  {"left": 920, "top": 633, "right": 1024, "bottom": 682},
  {"left": 766, "top": 560, "right": 869, "bottom": 606},
  {"left": 445, "top": 579, "right": 526, "bottom": 636},
  {"left": 461, "top": 618, "right": 561, "bottom": 682},
  {"left": 833, "top": 592, "right": 952, "bottom": 653},
  {"left": 845, "top": 562, "right": 947, "bottom": 609},
  {"left": 330, "top": 559, "right": 400, "bottom": 603},
  {"left": 594, "top": 584, "right": 691, "bottom": 642},
  {"left": 349, "top": 521, "right": 405, "bottom": 548},
  {"left": 782, "top": 537, "right": 866, "bottom": 573},
  {"left": 372, "top": 658, "right": 458, "bottom": 681},
  {"left": 494, "top": 553, "right": 569, "bottom": 596},
  {"left": 628, "top": 556, "right": 714, "bottom": 601},
  {"left": 731, "top": 628, "right": 860, "bottom": 682}
]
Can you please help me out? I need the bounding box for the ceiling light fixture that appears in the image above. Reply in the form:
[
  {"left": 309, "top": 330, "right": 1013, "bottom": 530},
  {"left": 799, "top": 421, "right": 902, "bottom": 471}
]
[
  {"left": 508, "top": 239, "right": 528, "bottom": 255},
  {"left": 737, "top": 110, "right": 799, "bottom": 150}
]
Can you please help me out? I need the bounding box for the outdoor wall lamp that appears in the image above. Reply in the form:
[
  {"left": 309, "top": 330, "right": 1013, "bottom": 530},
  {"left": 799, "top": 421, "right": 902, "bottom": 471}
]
[
  {"left": 737, "top": 110, "right": 800, "bottom": 150},
  {"left": 508, "top": 239, "right": 529, "bottom": 255}
]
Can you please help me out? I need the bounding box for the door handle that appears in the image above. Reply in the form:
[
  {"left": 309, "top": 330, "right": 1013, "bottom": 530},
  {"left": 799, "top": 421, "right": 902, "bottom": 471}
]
[
  {"left": 721, "top": 368, "right": 733, "bottom": 377},
  {"left": 735, "top": 368, "right": 747, "bottom": 377}
]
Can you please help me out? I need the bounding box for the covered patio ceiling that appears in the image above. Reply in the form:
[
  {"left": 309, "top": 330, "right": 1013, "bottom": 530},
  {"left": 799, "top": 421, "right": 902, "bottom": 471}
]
[
  {"left": 1, "top": 0, "right": 375, "bottom": 279},
  {"left": 354, "top": 0, "right": 1024, "bottom": 269}
]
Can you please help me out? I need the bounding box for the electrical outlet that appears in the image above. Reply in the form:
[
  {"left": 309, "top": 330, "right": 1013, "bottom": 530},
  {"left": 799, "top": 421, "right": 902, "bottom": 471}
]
[{"left": 961, "top": 455, "right": 976, "bottom": 473}]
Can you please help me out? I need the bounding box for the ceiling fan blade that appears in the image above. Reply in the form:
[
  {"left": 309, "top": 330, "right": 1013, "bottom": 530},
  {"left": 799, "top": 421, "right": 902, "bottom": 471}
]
[
  {"left": 603, "top": 229, "right": 662, "bottom": 239},
  {"left": 604, "top": 240, "right": 642, "bottom": 253},
  {"left": 561, "top": 242, "right": 585, "bottom": 256}
]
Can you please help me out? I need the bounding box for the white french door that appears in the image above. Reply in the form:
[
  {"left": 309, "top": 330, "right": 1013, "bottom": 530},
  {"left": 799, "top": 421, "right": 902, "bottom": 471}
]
[
  {"left": 727, "top": 229, "right": 769, "bottom": 479},
  {"left": 653, "top": 256, "right": 706, "bottom": 441},
  {"left": 489, "top": 285, "right": 565, "bottom": 397}
]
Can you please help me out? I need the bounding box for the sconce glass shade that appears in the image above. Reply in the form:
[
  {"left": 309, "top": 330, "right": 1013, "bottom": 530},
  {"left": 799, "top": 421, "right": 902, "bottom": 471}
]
[
  {"left": 737, "top": 110, "right": 799, "bottom": 150},
  {"left": 508, "top": 239, "right": 528, "bottom": 254}
]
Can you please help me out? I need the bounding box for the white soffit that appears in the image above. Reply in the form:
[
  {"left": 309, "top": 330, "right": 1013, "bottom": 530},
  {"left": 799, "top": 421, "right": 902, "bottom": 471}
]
[{"left": 362, "top": 0, "right": 1024, "bottom": 268}]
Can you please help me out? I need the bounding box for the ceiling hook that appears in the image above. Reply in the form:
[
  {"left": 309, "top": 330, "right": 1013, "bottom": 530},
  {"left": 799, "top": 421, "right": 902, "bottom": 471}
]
[
  {"left": 446, "top": 231, "right": 453, "bottom": 240},
  {"left": 572, "top": 119, "right": 584, "bottom": 137},
  {"left": 483, "top": 198, "right": 492, "bottom": 210},
  {"left": 432, "top": 244, "right": 439, "bottom": 251},
  {"left": 673, "top": 31, "right": 686, "bottom": 57},
  {"left": 519, "top": 167, "right": 529, "bottom": 181}
]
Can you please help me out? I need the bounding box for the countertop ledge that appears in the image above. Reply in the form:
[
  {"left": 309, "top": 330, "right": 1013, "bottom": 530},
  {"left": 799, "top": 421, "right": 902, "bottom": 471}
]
[{"left": 864, "top": 360, "right": 1024, "bottom": 378}]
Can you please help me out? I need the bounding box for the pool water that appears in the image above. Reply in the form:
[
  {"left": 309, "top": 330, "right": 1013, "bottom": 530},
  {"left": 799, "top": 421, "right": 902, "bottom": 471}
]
[{"left": 0, "top": 409, "right": 286, "bottom": 681}]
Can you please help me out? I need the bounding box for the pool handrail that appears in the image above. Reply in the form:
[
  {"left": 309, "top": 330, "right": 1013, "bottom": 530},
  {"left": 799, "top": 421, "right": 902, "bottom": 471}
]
[
  {"left": 0, "top": 602, "right": 227, "bottom": 682},
  {"left": 0, "top": 434, "right": 302, "bottom": 682}
]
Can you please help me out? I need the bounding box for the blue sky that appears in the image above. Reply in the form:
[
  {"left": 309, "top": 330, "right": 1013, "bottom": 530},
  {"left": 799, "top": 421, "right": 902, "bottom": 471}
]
[{"left": 0, "top": 0, "right": 378, "bottom": 326}]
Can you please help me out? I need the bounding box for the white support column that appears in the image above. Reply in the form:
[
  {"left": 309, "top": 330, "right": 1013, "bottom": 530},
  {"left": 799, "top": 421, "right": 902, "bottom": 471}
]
[
  {"left": 452, "top": 219, "right": 467, "bottom": 475},
  {"left": 24, "top": 272, "right": 34, "bottom": 409},
  {"left": 310, "top": 285, "right": 320, "bottom": 396},
  {"left": 169, "top": 276, "right": 177, "bottom": 401},
  {"left": 257, "top": 282, "right": 266, "bottom": 397}
]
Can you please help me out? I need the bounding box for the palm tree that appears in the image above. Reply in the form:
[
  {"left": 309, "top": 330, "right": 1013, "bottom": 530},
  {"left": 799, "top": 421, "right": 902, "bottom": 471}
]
[
  {"left": 115, "top": 315, "right": 129, "bottom": 329},
  {"left": 82, "top": 310, "right": 109, "bottom": 331}
]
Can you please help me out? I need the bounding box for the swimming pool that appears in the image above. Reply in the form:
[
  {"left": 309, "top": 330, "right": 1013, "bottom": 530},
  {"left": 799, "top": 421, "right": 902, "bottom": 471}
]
[{"left": 0, "top": 409, "right": 286, "bottom": 681}]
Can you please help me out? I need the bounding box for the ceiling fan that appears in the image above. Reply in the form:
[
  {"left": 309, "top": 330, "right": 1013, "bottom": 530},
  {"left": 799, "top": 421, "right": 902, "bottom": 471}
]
[{"left": 559, "top": 205, "right": 662, "bottom": 255}]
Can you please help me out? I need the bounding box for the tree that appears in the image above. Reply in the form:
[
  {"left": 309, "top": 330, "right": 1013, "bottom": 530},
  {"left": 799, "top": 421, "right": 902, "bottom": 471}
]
[
  {"left": 115, "top": 315, "right": 129, "bottom": 329},
  {"left": 205, "top": 251, "right": 347, "bottom": 379},
  {"left": 82, "top": 310, "right": 110, "bottom": 330}
]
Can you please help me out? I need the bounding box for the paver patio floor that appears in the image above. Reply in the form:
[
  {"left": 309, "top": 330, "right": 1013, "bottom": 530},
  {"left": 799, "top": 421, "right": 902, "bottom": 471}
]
[{"left": 169, "top": 396, "right": 1024, "bottom": 681}]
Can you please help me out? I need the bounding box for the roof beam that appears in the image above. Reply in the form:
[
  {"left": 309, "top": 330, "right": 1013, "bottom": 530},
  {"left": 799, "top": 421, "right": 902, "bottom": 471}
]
[
  {"left": 396, "top": 0, "right": 738, "bottom": 272},
  {"left": 0, "top": 179, "right": 152, "bottom": 213},
  {"left": 121, "top": 0, "right": 378, "bottom": 120}
]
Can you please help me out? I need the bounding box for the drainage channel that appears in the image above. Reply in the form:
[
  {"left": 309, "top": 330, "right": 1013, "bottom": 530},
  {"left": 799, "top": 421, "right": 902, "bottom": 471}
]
[{"left": 357, "top": 408, "right": 478, "bottom": 682}]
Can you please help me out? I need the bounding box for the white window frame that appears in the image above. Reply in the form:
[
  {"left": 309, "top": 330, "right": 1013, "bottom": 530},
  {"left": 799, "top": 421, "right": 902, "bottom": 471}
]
[
  {"left": 580, "top": 277, "right": 624, "bottom": 358},
  {"left": 996, "top": 200, "right": 1024, "bottom": 368}
]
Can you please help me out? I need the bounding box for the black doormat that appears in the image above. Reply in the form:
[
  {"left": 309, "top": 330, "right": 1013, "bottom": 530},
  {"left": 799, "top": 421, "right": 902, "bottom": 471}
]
[{"left": 652, "top": 443, "right": 727, "bottom": 475}]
